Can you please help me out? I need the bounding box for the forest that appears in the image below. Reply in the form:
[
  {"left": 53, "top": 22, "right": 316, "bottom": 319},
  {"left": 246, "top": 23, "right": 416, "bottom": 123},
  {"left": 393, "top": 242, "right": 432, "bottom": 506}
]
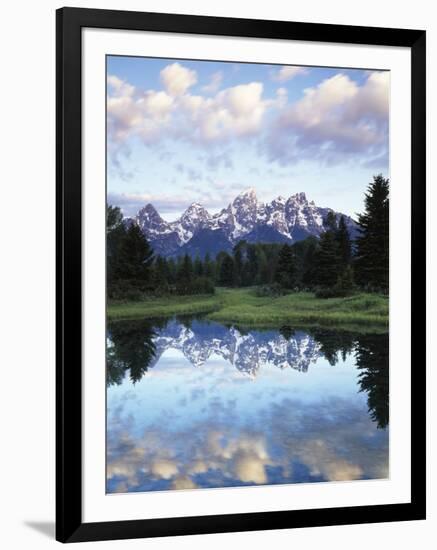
[{"left": 107, "top": 175, "right": 389, "bottom": 302}]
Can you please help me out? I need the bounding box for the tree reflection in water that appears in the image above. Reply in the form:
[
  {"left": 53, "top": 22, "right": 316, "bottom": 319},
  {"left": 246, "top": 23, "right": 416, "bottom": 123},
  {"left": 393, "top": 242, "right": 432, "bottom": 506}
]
[{"left": 106, "top": 317, "right": 388, "bottom": 428}]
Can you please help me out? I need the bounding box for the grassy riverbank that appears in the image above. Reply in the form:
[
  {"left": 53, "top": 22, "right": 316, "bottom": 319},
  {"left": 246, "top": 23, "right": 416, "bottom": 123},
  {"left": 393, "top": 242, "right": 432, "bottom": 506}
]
[{"left": 107, "top": 287, "right": 388, "bottom": 330}]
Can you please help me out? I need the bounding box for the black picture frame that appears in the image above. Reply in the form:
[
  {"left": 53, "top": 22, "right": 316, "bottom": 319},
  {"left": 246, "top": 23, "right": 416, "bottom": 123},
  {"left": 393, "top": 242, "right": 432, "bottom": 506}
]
[{"left": 56, "top": 6, "right": 426, "bottom": 543}]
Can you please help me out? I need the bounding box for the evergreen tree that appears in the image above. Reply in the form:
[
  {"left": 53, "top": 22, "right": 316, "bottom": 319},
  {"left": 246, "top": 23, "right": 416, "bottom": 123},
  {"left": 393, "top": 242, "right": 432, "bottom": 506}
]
[
  {"left": 153, "top": 256, "right": 170, "bottom": 293},
  {"left": 301, "top": 237, "right": 319, "bottom": 287},
  {"left": 257, "top": 248, "right": 269, "bottom": 285},
  {"left": 218, "top": 253, "right": 235, "bottom": 286},
  {"left": 193, "top": 255, "right": 204, "bottom": 277},
  {"left": 315, "top": 230, "right": 341, "bottom": 287},
  {"left": 324, "top": 210, "right": 338, "bottom": 232},
  {"left": 333, "top": 265, "right": 355, "bottom": 296},
  {"left": 118, "top": 223, "right": 154, "bottom": 285},
  {"left": 167, "top": 258, "right": 177, "bottom": 284},
  {"left": 106, "top": 205, "right": 127, "bottom": 294},
  {"left": 107, "top": 204, "right": 124, "bottom": 232},
  {"left": 354, "top": 175, "right": 389, "bottom": 291},
  {"left": 233, "top": 242, "right": 245, "bottom": 286},
  {"left": 275, "top": 244, "right": 296, "bottom": 289},
  {"left": 245, "top": 245, "right": 258, "bottom": 285},
  {"left": 336, "top": 215, "right": 352, "bottom": 268},
  {"left": 177, "top": 254, "right": 194, "bottom": 293},
  {"left": 203, "top": 253, "right": 214, "bottom": 279}
]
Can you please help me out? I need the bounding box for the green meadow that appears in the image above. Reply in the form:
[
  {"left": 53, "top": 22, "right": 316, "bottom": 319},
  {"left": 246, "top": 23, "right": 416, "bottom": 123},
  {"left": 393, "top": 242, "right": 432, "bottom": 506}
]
[{"left": 107, "top": 287, "right": 388, "bottom": 331}]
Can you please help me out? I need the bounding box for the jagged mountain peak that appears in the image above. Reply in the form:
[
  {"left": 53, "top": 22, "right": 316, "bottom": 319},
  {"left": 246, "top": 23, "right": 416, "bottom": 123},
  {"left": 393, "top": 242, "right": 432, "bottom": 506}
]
[
  {"left": 186, "top": 201, "right": 207, "bottom": 211},
  {"left": 288, "top": 192, "right": 308, "bottom": 203},
  {"left": 147, "top": 320, "right": 322, "bottom": 376},
  {"left": 271, "top": 195, "right": 286, "bottom": 204},
  {"left": 237, "top": 187, "right": 257, "bottom": 198},
  {"left": 128, "top": 189, "right": 357, "bottom": 257},
  {"left": 138, "top": 202, "right": 161, "bottom": 217}
]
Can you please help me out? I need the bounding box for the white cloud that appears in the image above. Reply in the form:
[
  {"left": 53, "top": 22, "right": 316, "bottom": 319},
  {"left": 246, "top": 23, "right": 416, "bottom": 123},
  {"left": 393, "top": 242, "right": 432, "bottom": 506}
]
[
  {"left": 107, "top": 74, "right": 135, "bottom": 96},
  {"left": 108, "top": 71, "right": 270, "bottom": 147},
  {"left": 107, "top": 75, "right": 175, "bottom": 144},
  {"left": 140, "top": 90, "right": 174, "bottom": 119},
  {"left": 160, "top": 62, "right": 197, "bottom": 96},
  {"left": 196, "top": 82, "right": 268, "bottom": 140},
  {"left": 202, "top": 71, "right": 223, "bottom": 93},
  {"left": 273, "top": 65, "right": 307, "bottom": 81},
  {"left": 107, "top": 66, "right": 389, "bottom": 170},
  {"left": 267, "top": 71, "right": 389, "bottom": 165}
]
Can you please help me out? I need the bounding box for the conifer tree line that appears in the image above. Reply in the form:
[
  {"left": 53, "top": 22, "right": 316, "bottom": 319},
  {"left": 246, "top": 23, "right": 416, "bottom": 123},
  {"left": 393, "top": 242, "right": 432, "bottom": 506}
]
[{"left": 107, "top": 175, "right": 389, "bottom": 299}]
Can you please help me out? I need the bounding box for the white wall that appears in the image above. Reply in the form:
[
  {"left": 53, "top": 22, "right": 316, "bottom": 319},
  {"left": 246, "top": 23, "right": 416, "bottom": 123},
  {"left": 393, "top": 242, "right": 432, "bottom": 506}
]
[{"left": 0, "top": 1, "right": 434, "bottom": 548}]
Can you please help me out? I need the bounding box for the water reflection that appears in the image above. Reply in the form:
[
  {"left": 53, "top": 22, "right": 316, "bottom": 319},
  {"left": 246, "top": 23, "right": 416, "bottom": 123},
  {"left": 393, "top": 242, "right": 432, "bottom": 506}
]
[{"left": 106, "top": 318, "right": 389, "bottom": 493}]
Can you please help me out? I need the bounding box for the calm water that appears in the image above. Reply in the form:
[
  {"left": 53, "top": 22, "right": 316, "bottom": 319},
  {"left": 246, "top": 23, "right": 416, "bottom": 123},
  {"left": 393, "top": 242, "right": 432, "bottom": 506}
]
[{"left": 106, "top": 318, "right": 389, "bottom": 493}]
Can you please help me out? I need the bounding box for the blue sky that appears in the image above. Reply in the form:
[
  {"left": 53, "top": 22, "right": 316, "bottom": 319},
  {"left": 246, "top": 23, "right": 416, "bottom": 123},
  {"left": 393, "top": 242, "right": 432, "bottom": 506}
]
[{"left": 107, "top": 56, "right": 389, "bottom": 220}]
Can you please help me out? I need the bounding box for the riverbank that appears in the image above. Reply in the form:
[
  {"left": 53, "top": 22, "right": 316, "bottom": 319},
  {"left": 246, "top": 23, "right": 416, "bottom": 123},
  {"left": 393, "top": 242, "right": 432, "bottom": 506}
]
[{"left": 107, "top": 287, "right": 388, "bottom": 330}]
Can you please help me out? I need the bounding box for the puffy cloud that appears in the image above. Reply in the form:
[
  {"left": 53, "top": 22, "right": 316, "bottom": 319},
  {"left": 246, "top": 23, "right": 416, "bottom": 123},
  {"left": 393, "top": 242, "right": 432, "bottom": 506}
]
[
  {"left": 188, "top": 82, "right": 268, "bottom": 141},
  {"left": 267, "top": 71, "right": 389, "bottom": 165},
  {"left": 107, "top": 66, "right": 389, "bottom": 172},
  {"left": 273, "top": 65, "right": 307, "bottom": 81},
  {"left": 107, "top": 74, "right": 135, "bottom": 97},
  {"left": 160, "top": 62, "right": 197, "bottom": 96},
  {"left": 107, "top": 69, "right": 270, "bottom": 148},
  {"left": 107, "top": 74, "right": 174, "bottom": 144}
]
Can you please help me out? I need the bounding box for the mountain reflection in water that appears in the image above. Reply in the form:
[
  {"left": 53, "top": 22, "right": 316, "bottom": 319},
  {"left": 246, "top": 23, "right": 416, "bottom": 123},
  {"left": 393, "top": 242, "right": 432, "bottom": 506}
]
[{"left": 106, "top": 317, "right": 388, "bottom": 493}]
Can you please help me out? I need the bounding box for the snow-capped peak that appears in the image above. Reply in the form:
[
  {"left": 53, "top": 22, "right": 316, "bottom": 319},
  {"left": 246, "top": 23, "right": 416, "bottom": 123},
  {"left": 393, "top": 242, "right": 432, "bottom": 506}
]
[
  {"left": 129, "top": 189, "right": 357, "bottom": 256},
  {"left": 272, "top": 195, "right": 286, "bottom": 204},
  {"left": 288, "top": 192, "right": 307, "bottom": 203},
  {"left": 238, "top": 187, "right": 257, "bottom": 198}
]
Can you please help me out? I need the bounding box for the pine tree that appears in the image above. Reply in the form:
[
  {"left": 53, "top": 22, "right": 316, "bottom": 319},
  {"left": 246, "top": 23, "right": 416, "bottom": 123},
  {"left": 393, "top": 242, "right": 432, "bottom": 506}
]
[
  {"left": 193, "top": 255, "right": 204, "bottom": 277},
  {"left": 153, "top": 256, "right": 170, "bottom": 293},
  {"left": 233, "top": 242, "right": 244, "bottom": 286},
  {"left": 333, "top": 265, "right": 355, "bottom": 296},
  {"left": 257, "top": 248, "right": 269, "bottom": 284},
  {"left": 275, "top": 244, "right": 296, "bottom": 289},
  {"left": 218, "top": 253, "right": 235, "bottom": 286},
  {"left": 106, "top": 205, "right": 127, "bottom": 294},
  {"left": 203, "top": 253, "right": 214, "bottom": 279},
  {"left": 336, "top": 215, "right": 352, "bottom": 268},
  {"left": 324, "top": 211, "right": 338, "bottom": 232},
  {"left": 167, "top": 258, "right": 177, "bottom": 284},
  {"left": 118, "top": 223, "right": 154, "bottom": 285},
  {"left": 354, "top": 175, "right": 389, "bottom": 291},
  {"left": 301, "top": 237, "right": 319, "bottom": 287},
  {"left": 245, "top": 245, "right": 258, "bottom": 286},
  {"left": 177, "top": 254, "right": 194, "bottom": 293},
  {"left": 316, "top": 230, "right": 341, "bottom": 287}
]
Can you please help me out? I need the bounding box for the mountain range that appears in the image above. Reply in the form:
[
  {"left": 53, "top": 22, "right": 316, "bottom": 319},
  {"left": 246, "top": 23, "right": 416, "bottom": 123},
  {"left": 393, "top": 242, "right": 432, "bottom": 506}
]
[
  {"left": 126, "top": 188, "right": 357, "bottom": 258},
  {"left": 147, "top": 320, "right": 322, "bottom": 376}
]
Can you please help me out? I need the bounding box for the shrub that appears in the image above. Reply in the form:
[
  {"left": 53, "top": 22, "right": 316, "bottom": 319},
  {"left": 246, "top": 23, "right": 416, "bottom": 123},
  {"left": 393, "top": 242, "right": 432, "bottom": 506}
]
[
  {"left": 315, "top": 266, "right": 356, "bottom": 299},
  {"left": 255, "top": 283, "right": 286, "bottom": 298}
]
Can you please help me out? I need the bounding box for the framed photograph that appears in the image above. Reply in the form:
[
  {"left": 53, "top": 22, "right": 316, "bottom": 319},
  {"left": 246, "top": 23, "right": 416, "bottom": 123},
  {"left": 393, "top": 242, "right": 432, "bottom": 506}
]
[{"left": 56, "top": 7, "right": 426, "bottom": 543}]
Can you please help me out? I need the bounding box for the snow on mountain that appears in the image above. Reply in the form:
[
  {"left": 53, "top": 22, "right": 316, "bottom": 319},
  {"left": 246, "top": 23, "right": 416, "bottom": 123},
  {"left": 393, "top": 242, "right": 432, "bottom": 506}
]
[
  {"left": 147, "top": 320, "right": 322, "bottom": 376},
  {"left": 171, "top": 202, "right": 211, "bottom": 244},
  {"left": 128, "top": 188, "right": 357, "bottom": 257}
]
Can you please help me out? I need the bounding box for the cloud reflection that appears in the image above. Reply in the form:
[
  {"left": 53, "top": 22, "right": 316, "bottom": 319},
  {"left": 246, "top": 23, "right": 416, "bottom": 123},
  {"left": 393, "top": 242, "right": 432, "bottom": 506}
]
[{"left": 106, "top": 321, "right": 389, "bottom": 493}]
